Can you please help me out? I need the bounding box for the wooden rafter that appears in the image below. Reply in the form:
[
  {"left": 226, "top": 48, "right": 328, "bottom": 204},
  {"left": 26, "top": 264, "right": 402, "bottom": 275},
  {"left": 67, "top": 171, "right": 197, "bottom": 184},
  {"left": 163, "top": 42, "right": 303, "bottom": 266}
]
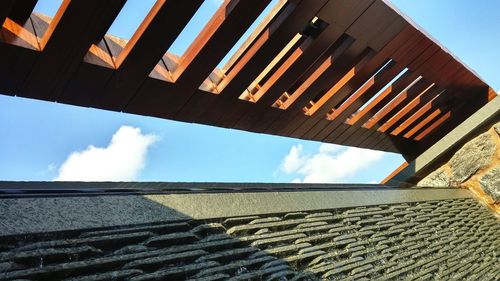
[{"left": 0, "top": 0, "right": 496, "bottom": 160}]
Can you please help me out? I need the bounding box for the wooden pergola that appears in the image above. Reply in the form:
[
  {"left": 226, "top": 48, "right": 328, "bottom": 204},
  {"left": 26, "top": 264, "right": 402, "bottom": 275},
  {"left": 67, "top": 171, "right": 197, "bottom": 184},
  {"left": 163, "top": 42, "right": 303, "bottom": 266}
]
[{"left": 0, "top": 0, "right": 496, "bottom": 160}]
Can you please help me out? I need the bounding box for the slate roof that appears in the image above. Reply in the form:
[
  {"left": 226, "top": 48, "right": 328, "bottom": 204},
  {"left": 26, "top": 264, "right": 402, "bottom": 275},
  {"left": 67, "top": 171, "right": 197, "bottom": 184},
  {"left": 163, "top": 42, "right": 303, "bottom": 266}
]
[{"left": 0, "top": 186, "right": 498, "bottom": 280}]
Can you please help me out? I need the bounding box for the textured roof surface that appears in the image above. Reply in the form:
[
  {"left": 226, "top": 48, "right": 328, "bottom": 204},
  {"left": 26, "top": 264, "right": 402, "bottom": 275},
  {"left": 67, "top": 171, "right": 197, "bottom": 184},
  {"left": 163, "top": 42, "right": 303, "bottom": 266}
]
[
  {"left": 0, "top": 182, "right": 471, "bottom": 236},
  {"left": 0, "top": 0, "right": 497, "bottom": 158},
  {"left": 0, "top": 197, "right": 498, "bottom": 280}
]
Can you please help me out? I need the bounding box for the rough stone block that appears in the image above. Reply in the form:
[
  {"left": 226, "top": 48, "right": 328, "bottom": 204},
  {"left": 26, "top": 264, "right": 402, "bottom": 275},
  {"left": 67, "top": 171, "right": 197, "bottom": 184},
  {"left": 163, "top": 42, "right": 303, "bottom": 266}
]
[
  {"left": 479, "top": 167, "right": 500, "bottom": 203},
  {"left": 417, "top": 168, "right": 451, "bottom": 187},
  {"left": 449, "top": 132, "right": 496, "bottom": 183}
]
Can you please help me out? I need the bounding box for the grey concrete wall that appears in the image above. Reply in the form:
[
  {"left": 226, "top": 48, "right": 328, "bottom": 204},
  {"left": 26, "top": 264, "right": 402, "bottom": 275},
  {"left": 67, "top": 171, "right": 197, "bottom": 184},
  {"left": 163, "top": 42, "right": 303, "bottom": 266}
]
[{"left": 0, "top": 188, "right": 471, "bottom": 237}]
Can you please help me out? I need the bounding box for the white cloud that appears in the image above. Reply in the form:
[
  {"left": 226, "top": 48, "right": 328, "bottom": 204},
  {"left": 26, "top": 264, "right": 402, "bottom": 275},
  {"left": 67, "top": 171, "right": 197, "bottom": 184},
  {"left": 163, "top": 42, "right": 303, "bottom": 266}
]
[
  {"left": 280, "top": 143, "right": 384, "bottom": 183},
  {"left": 54, "top": 126, "right": 158, "bottom": 181},
  {"left": 318, "top": 143, "right": 342, "bottom": 154},
  {"left": 281, "top": 144, "right": 306, "bottom": 173}
]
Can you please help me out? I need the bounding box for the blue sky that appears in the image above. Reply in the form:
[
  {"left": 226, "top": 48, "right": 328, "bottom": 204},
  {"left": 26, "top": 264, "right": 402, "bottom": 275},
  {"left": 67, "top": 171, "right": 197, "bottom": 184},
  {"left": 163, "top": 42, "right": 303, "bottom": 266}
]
[{"left": 0, "top": 0, "right": 498, "bottom": 183}]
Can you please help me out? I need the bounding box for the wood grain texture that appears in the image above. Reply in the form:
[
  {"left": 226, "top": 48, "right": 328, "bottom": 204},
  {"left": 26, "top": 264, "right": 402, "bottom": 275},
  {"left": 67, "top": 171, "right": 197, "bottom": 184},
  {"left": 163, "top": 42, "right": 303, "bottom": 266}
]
[{"left": 0, "top": 0, "right": 495, "bottom": 159}]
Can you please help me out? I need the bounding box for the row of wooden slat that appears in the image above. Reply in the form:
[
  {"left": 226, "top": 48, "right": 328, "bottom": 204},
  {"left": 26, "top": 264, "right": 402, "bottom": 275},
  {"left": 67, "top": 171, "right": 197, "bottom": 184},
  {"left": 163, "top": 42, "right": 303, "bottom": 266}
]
[{"left": 0, "top": 0, "right": 496, "bottom": 160}]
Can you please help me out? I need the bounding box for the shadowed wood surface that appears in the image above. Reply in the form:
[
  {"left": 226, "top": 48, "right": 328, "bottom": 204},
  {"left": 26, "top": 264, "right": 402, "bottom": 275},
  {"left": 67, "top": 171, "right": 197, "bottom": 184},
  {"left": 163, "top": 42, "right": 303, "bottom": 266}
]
[{"left": 0, "top": 0, "right": 496, "bottom": 160}]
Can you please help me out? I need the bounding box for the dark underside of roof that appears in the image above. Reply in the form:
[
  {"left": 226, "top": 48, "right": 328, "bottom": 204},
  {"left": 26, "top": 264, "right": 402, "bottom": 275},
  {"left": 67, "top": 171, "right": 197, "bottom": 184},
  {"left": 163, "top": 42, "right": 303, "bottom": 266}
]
[{"left": 0, "top": 0, "right": 497, "bottom": 159}]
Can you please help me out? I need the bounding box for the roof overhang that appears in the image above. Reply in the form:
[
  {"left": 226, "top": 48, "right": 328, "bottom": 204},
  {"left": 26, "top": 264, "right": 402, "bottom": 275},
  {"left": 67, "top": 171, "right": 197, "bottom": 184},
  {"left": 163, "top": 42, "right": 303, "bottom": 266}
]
[{"left": 0, "top": 0, "right": 496, "bottom": 160}]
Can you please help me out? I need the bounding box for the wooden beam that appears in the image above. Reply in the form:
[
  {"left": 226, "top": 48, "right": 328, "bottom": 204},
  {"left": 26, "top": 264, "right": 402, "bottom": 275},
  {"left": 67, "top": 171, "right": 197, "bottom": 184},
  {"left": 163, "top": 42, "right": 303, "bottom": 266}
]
[
  {"left": 190, "top": 0, "right": 329, "bottom": 125},
  {"left": 18, "top": 0, "right": 126, "bottom": 101},
  {"left": 95, "top": 0, "right": 203, "bottom": 110},
  {"left": 128, "top": 0, "right": 272, "bottom": 117},
  {"left": 7, "top": 0, "right": 36, "bottom": 24},
  {"left": 0, "top": 15, "right": 39, "bottom": 94},
  {"left": 227, "top": 0, "right": 376, "bottom": 131},
  {"left": 323, "top": 42, "right": 440, "bottom": 150},
  {"left": 265, "top": 40, "right": 369, "bottom": 136},
  {"left": 265, "top": 0, "right": 407, "bottom": 139},
  {"left": 376, "top": 66, "right": 468, "bottom": 135},
  {"left": 0, "top": 0, "right": 15, "bottom": 26},
  {"left": 312, "top": 26, "right": 424, "bottom": 141},
  {"left": 336, "top": 45, "right": 449, "bottom": 151},
  {"left": 0, "top": 0, "right": 494, "bottom": 156},
  {"left": 296, "top": 24, "right": 417, "bottom": 141}
]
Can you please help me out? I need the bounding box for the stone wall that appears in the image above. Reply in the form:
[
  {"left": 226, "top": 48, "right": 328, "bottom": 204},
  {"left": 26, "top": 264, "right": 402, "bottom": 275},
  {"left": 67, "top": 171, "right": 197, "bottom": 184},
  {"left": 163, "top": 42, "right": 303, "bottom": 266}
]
[{"left": 418, "top": 122, "right": 499, "bottom": 213}]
